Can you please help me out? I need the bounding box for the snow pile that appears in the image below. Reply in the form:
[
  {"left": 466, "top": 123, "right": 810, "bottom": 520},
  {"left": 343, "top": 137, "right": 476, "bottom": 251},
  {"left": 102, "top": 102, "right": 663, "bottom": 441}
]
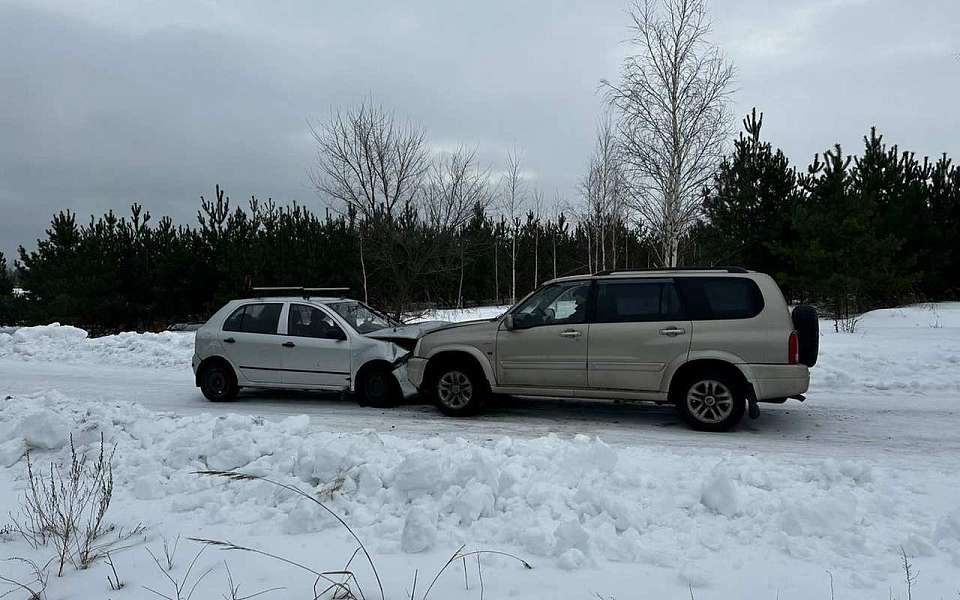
[
  {"left": 812, "top": 303, "right": 960, "bottom": 394},
  {"left": 2, "top": 391, "right": 958, "bottom": 581},
  {"left": 410, "top": 305, "right": 510, "bottom": 323},
  {"left": 0, "top": 323, "right": 194, "bottom": 369}
]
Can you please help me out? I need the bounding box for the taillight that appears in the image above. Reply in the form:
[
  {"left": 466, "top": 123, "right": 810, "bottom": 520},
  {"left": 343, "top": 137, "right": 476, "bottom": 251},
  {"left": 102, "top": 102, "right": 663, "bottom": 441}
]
[{"left": 788, "top": 331, "right": 799, "bottom": 364}]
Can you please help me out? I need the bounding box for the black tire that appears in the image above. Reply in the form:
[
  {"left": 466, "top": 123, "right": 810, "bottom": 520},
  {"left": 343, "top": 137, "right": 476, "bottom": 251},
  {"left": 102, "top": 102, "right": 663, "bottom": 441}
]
[
  {"left": 430, "top": 362, "right": 488, "bottom": 417},
  {"left": 200, "top": 362, "right": 239, "bottom": 402},
  {"left": 356, "top": 366, "right": 399, "bottom": 408},
  {"left": 675, "top": 369, "right": 745, "bottom": 432},
  {"left": 792, "top": 304, "right": 820, "bottom": 367}
]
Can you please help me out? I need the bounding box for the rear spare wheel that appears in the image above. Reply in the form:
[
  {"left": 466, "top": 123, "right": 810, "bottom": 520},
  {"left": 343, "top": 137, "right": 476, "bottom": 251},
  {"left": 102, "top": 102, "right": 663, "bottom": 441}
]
[{"left": 791, "top": 305, "right": 819, "bottom": 367}]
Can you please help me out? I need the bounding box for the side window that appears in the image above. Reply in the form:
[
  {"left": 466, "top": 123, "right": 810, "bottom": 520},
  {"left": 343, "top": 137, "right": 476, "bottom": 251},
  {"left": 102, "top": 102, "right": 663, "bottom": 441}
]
[
  {"left": 222, "top": 306, "right": 246, "bottom": 332},
  {"left": 678, "top": 278, "right": 764, "bottom": 320},
  {"left": 512, "top": 281, "right": 591, "bottom": 328},
  {"left": 288, "top": 304, "right": 345, "bottom": 340},
  {"left": 222, "top": 303, "right": 282, "bottom": 334},
  {"left": 595, "top": 281, "right": 684, "bottom": 323}
]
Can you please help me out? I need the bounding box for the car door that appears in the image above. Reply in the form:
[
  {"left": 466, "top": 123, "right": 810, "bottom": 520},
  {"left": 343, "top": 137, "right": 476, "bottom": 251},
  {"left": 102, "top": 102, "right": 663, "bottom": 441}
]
[
  {"left": 495, "top": 281, "right": 592, "bottom": 391},
  {"left": 587, "top": 279, "right": 691, "bottom": 392},
  {"left": 220, "top": 302, "right": 285, "bottom": 384},
  {"left": 280, "top": 303, "right": 352, "bottom": 388}
]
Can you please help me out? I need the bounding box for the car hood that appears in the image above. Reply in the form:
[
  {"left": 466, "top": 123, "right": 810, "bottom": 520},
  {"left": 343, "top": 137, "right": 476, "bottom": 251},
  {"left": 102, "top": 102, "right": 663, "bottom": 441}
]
[{"left": 363, "top": 321, "right": 449, "bottom": 345}]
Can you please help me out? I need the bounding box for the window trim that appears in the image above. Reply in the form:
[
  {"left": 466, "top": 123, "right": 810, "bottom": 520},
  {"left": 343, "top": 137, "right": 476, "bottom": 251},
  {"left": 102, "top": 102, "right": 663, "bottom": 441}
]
[{"left": 221, "top": 302, "right": 284, "bottom": 335}]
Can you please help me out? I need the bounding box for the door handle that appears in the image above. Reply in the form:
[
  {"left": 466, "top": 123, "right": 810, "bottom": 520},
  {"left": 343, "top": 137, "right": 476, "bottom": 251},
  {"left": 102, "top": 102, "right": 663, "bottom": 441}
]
[
  {"left": 658, "top": 327, "right": 686, "bottom": 337},
  {"left": 282, "top": 341, "right": 296, "bottom": 348},
  {"left": 559, "top": 329, "right": 582, "bottom": 338},
  {"left": 223, "top": 337, "right": 236, "bottom": 344}
]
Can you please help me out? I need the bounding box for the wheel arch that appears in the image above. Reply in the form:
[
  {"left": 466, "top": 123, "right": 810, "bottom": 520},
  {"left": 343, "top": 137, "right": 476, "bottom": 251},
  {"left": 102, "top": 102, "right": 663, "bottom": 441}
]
[
  {"left": 422, "top": 349, "right": 492, "bottom": 391},
  {"left": 195, "top": 355, "right": 237, "bottom": 387},
  {"left": 668, "top": 358, "right": 753, "bottom": 403},
  {"left": 354, "top": 358, "right": 397, "bottom": 392}
]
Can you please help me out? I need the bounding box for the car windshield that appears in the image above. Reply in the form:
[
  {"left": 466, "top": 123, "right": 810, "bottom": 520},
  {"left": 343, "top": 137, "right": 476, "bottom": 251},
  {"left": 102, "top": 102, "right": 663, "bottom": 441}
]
[{"left": 327, "top": 301, "right": 398, "bottom": 334}]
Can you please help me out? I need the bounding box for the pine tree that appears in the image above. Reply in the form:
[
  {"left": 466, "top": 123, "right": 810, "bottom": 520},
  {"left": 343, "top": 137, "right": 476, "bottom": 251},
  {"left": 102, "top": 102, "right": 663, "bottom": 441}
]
[
  {"left": 0, "top": 251, "right": 12, "bottom": 296},
  {"left": 699, "top": 109, "right": 799, "bottom": 293}
]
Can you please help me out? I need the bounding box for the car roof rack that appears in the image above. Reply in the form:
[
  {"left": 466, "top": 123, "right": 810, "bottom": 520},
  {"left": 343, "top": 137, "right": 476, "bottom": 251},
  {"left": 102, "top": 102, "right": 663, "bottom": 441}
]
[
  {"left": 592, "top": 266, "right": 749, "bottom": 276},
  {"left": 250, "top": 286, "right": 350, "bottom": 298}
]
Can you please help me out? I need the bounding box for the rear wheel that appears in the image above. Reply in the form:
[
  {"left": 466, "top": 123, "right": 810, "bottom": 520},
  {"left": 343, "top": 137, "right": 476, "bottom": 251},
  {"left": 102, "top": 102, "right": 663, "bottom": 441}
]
[
  {"left": 200, "top": 362, "right": 238, "bottom": 402},
  {"left": 356, "top": 366, "right": 399, "bottom": 408},
  {"left": 431, "top": 363, "right": 488, "bottom": 416},
  {"left": 675, "top": 370, "right": 745, "bottom": 432}
]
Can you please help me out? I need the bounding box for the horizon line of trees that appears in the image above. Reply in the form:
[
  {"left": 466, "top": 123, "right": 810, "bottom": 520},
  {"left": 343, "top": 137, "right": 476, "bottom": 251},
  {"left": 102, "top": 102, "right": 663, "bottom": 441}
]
[{"left": 1, "top": 107, "right": 958, "bottom": 333}]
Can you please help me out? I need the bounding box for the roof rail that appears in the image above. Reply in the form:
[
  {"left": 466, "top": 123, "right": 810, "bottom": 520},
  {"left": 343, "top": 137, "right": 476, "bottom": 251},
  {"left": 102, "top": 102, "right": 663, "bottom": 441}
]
[
  {"left": 250, "top": 286, "right": 350, "bottom": 298},
  {"left": 592, "top": 266, "right": 749, "bottom": 276}
]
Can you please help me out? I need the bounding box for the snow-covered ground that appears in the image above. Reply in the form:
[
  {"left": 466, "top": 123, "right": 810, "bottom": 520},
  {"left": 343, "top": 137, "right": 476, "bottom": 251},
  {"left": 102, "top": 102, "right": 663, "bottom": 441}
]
[{"left": 1, "top": 304, "right": 959, "bottom": 599}]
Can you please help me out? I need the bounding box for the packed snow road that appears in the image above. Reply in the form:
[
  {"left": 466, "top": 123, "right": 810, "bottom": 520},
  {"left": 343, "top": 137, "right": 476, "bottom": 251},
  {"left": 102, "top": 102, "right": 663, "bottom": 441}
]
[
  {"left": 1, "top": 304, "right": 959, "bottom": 599},
  {"left": 2, "top": 304, "right": 959, "bottom": 462},
  {"left": 1, "top": 359, "right": 958, "bottom": 464}
]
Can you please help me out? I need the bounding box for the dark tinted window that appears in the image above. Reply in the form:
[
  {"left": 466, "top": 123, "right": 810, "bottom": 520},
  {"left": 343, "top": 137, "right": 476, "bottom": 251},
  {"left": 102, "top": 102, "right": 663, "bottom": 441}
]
[
  {"left": 222, "top": 303, "right": 282, "bottom": 334},
  {"left": 677, "top": 278, "right": 763, "bottom": 320},
  {"left": 595, "top": 281, "right": 684, "bottom": 323},
  {"left": 288, "top": 304, "right": 344, "bottom": 339}
]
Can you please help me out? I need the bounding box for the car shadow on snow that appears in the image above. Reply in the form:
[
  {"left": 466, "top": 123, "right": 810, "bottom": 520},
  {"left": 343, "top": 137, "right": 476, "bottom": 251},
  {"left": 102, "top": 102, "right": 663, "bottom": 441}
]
[{"left": 222, "top": 388, "right": 811, "bottom": 436}]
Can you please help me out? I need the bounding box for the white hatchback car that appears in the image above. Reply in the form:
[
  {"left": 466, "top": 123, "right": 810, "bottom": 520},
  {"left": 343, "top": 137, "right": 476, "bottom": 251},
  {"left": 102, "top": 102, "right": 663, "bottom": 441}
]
[{"left": 192, "top": 293, "right": 438, "bottom": 406}]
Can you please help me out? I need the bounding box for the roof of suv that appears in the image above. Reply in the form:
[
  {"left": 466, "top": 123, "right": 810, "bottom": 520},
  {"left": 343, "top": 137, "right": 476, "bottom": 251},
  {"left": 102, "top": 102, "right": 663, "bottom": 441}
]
[{"left": 544, "top": 267, "right": 754, "bottom": 286}]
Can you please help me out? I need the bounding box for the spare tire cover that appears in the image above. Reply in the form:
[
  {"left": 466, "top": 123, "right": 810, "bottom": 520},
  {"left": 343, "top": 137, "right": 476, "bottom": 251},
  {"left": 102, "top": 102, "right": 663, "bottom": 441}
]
[{"left": 791, "top": 304, "right": 819, "bottom": 367}]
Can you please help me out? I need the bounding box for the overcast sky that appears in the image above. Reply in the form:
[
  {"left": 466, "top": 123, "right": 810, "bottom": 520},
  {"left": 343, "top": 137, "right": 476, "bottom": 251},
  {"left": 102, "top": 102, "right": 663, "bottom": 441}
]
[{"left": 1, "top": 0, "right": 958, "bottom": 260}]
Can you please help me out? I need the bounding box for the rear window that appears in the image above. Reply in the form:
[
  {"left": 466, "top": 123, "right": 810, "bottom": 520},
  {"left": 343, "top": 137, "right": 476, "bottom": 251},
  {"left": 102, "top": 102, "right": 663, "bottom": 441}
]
[
  {"left": 222, "top": 303, "right": 282, "bottom": 334},
  {"left": 676, "top": 277, "right": 764, "bottom": 320},
  {"left": 595, "top": 281, "right": 684, "bottom": 323}
]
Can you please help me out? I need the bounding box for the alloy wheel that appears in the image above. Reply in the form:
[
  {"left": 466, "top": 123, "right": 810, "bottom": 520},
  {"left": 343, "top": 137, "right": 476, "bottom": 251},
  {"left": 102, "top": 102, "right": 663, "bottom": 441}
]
[{"left": 685, "top": 379, "right": 734, "bottom": 424}]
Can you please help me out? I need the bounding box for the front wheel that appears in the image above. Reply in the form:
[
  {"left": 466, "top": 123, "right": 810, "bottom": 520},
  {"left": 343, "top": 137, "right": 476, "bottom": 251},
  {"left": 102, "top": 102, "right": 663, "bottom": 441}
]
[
  {"left": 356, "top": 367, "right": 399, "bottom": 408},
  {"left": 200, "top": 363, "right": 239, "bottom": 402},
  {"left": 431, "top": 364, "right": 488, "bottom": 417},
  {"left": 676, "top": 371, "right": 745, "bottom": 432}
]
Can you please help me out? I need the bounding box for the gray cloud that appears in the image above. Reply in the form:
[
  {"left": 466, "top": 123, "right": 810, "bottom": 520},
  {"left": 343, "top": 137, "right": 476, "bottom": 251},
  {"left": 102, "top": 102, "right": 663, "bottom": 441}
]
[{"left": 1, "top": 0, "right": 958, "bottom": 260}]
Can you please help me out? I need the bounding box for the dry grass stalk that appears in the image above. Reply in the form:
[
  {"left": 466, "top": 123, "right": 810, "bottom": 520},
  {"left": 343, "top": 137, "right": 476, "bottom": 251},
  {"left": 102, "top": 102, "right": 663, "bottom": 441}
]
[
  {"left": 143, "top": 544, "right": 214, "bottom": 600},
  {"left": 0, "top": 557, "right": 51, "bottom": 600},
  {"left": 14, "top": 433, "right": 141, "bottom": 576}
]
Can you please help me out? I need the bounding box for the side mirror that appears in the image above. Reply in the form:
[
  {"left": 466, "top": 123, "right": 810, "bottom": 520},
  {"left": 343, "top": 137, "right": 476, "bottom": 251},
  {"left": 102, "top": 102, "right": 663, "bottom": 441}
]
[{"left": 503, "top": 314, "right": 514, "bottom": 330}]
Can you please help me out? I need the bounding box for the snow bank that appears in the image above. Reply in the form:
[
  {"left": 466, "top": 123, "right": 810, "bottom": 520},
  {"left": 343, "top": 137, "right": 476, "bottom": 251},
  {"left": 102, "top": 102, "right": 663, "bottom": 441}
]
[
  {"left": 812, "top": 303, "right": 960, "bottom": 394},
  {"left": 410, "top": 305, "right": 510, "bottom": 323},
  {"left": 0, "top": 323, "right": 194, "bottom": 369},
  {"left": 2, "top": 391, "right": 958, "bottom": 581}
]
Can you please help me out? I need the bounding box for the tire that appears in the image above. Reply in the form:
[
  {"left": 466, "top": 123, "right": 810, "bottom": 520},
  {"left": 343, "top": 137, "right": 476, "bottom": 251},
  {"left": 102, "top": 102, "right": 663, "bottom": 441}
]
[
  {"left": 200, "top": 362, "right": 239, "bottom": 402},
  {"left": 356, "top": 366, "right": 399, "bottom": 408},
  {"left": 792, "top": 304, "right": 820, "bottom": 367},
  {"left": 675, "top": 369, "right": 745, "bottom": 432},
  {"left": 430, "top": 362, "right": 488, "bottom": 417}
]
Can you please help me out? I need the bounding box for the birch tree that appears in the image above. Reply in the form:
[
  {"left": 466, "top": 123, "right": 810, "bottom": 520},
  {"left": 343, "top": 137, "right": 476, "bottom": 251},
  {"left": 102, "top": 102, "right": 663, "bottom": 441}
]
[
  {"left": 500, "top": 149, "right": 525, "bottom": 304},
  {"left": 581, "top": 115, "right": 627, "bottom": 272},
  {"left": 605, "top": 0, "right": 734, "bottom": 267}
]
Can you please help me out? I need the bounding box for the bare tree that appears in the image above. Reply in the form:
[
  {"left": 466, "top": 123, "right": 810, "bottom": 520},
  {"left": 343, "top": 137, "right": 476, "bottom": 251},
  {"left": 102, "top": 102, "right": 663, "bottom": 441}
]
[
  {"left": 499, "top": 149, "right": 526, "bottom": 304},
  {"left": 310, "top": 100, "right": 429, "bottom": 302},
  {"left": 423, "top": 148, "right": 493, "bottom": 307},
  {"left": 310, "top": 100, "right": 429, "bottom": 220},
  {"left": 311, "top": 101, "right": 493, "bottom": 314},
  {"left": 580, "top": 114, "right": 627, "bottom": 272},
  {"left": 605, "top": 0, "right": 734, "bottom": 267}
]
